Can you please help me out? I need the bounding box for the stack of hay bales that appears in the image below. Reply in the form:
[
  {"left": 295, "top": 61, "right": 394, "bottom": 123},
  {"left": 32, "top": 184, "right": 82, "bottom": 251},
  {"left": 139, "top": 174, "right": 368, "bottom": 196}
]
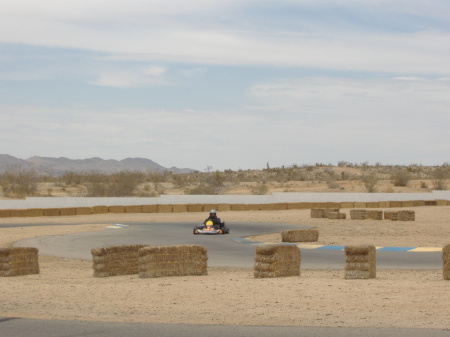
[
  {"left": 124, "top": 205, "right": 142, "bottom": 213},
  {"left": 76, "top": 207, "right": 92, "bottom": 215},
  {"left": 254, "top": 245, "right": 300, "bottom": 278},
  {"left": 108, "top": 205, "right": 125, "bottom": 214},
  {"left": 365, "top": 210, "right": 383, "bottom": 220},
  {"left": 350, "top": 209, "right": 366, "bottom": 220},
  {"left": 384, "top": 210, "right": 415, "bottom": 221},
  {"left": 141, "top": 205, "right": 157, "bottom": 213},
  {"left": 311, "top": 208, "right": 340, "bottom": 218},
  {"left": 344, "top": 245, "right": 376, "bottom": 279},
  {"left": 281, "top": 229, "right": 319, "bottom": 242},
  {"left": 139, "top": 245, "right": 207, "bottom": 278},
  {"left": 172, "top": 204, "right": 188, "bottom": 213},
  {"left": 443, "top": 244, "right": 450, "bottom": 280},
  {"left": 91, "top": 245, "right": 147, "bottom": 277},
  {"left": 92, "top": 205, "right": 108, "bottom": 214},
  {"left": 0, "top": 247, "right": 39, "bottom": 277}
]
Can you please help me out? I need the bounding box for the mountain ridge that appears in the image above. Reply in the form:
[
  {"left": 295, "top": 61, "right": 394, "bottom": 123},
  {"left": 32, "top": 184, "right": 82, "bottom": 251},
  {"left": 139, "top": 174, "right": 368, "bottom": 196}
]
[{"left": 0, "top": 154, "right": 194, "bottom": 175}]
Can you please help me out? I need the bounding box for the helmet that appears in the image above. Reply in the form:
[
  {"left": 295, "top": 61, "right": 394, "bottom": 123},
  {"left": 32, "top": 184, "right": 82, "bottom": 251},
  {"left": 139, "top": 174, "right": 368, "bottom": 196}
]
[
  {"left": 206, "top": 220, "right": 213, "bottom": 227},
  {"left": 209, "top": 209, "right": 216, "bottom": 216}
]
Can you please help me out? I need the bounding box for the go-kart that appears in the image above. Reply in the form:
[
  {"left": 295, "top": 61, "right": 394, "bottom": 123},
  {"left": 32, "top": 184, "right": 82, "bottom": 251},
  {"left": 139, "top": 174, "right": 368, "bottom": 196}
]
[{"left": 193, "top": 220, "right": 230, "bottom": 235}]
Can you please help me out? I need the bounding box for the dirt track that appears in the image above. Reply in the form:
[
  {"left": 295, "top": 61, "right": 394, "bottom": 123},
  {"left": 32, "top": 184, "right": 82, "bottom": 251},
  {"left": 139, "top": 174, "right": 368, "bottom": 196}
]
[{"left": 0, "top": 207, "right": 449, "bottom": 328}]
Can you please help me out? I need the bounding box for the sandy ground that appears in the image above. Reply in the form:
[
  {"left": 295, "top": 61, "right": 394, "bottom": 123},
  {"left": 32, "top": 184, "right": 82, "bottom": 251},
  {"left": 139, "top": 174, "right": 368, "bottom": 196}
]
[{"left": 0, "top": 207, "right": 449, "bottom": 329}]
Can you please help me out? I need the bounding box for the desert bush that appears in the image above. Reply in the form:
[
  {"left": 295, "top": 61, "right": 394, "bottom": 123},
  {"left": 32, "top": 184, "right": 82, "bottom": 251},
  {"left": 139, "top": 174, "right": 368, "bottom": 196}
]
[
  {"left": 0, "top": 167, "right": 39, "bottom": 197},
  {"left": 361, "top": 172, "right": 378, "bottom": 193},
  {"left": 251, "top": 182, "right": 269, "bottom": 195},
  {"left": 432, "top": 166, "right": 449, "bottom": 190},
  {"left": 391, "top": 169, "right": 410, "bottom": 187}
]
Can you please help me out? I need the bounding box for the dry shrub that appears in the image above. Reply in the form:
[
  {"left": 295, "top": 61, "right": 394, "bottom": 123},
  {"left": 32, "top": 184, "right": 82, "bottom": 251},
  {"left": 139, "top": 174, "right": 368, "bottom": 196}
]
[
  {"left": 254, "top": 245, "right": 300, "bottom": 278},
  {"left": 344, "top": 245, "right": 376, "bottom": 279},
  {"left": 0, "top": 247, "right": 39, "bottom": 277}
]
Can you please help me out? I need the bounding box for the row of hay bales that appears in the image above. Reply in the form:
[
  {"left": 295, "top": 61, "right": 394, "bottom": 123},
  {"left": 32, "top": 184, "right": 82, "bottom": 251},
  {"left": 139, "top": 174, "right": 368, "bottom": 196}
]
[
  {"left": 92, "top": 244, "right": 208, "bottom": 278},
  {"left": 1, "top": 199, "right": 449, "bottom": 218},
  {"left": 3, "top": 244, "right": 450, "bottom": 280},
  {"left": 311, "top": 208, "right": 416, "bottom": 221}
]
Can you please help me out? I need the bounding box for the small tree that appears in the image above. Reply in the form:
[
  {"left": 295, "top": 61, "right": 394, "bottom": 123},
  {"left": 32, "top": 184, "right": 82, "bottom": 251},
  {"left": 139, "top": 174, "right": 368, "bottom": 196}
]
[
  {"left": 432, "top": 167, "right": 448, "bottom": 190},
  {"left": 361, "top": 172, "right": 378, "bottom": 193},
  {"left": 391, "top": 169, "right": 410, "bottom": 187}
]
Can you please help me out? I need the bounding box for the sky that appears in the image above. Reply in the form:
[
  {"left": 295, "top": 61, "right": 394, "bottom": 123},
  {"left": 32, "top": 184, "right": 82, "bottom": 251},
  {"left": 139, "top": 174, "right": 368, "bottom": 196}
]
[{"left": 1, "top": 0, "right": 449, "bottom": 171}]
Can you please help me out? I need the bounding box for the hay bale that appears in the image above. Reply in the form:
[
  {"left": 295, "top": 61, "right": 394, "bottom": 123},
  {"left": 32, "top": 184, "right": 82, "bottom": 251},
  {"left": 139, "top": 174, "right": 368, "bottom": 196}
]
[
  {"left": 378, "top": 201, "right": 391, "bottom": 208},
  {"left": 187, "top": 204, "right": 203, "bottom": 212},
  {"left": 281, "top": 229, "right": 319, "bottom": 242},
  {"left": 76, "top": 207, "right": 92, "bottom": 215},
  {"left": 436, "top": 200, "right": 449, "bottom": 206},
  {"left": 202, "top": 204, "right": 219, "bottom": 212},
  {"left": 43, "top": 208, "right": 60, "bottom": 216},
  {"left": 326, "top": 202, "right": 340, "bottom": 209},
  {"left": 353, "top": 202, "right": 366, "bottom": 208},
  {"left": 390, "top": 201, "right": 402, "bottom": 208},
  {"left": 244, "top": 204, "right": 260, "bottom": 211},
  {"left": 92, "top": 205, "right": 108, "bottom": 214},
  {"left": 10, "top": 209, "right": 29, "bottom": 217},
  {"left": 413, "top": 200, "right": 426, "bottom": 207},
  {"left": 344, "top": 245, "right": 376, "bottom": 279},
  {"left": 108, "top": 205, "right": 125, "bottom": 213},
  {"left": 287, "top": 202, "right": 312, "bottom": 210},
  {"left": 139, "top": 244, "right": 207, "bottom": 278},
  {"left": 443, "top": 244, "right": 450, "bottom": 280},
  {"left": 365, "top": 210, "right": 383, "bottom": 220},
  {"left": 425, "top": 200, "right": 438, "bottom": 206},
  {"left": 366, "top": 202, "right": 380, "bottom": 208},
  {"left": 0, "top": 209, "right": 11, "bottom": 218},
  {"left": 340, "top": 202, "right": 354, "bottom": 209},
  {"left": 259, "top": 203, "right": 274, "bottom": 211},
  {"left": 59, "top": 207, "right": 77, "bottom": 216},
  {"left": 230, "top": 204, "right": 246, "bottom": 211},
  {"left": 0, "top": 247, "right": 39, "bottom": 277},
  {"left": 91, "top": 245, "right": 147, "bottom": 277},
  {"left": 172, "top": 204, "right": 188, "bottom": 213},
  {"left": 273, "top": 203, "right": 288, "bottom": 210},
  {"left": 384, "top": 211, "right": 397, "bottom": 220},
  {"left": 124, "top": 205, "right": 142, "bottom": 213},
  {"left": 141, "top": 204, "right": 157, "bottom": 213},
  {"left": 217, "top": 203, "right": 231, "bottom": 212},
  {"left": 254, "top": 245, "right": 300, "bottom": 278},
  {"left": 401, "top": 201, "right": 414, "bottom": 207},
  {"left": 397, "top": 210, "right": 415, "bottom": 221},
  {"left": 327, "top": 212, "right": 346, "bottom": 220},
  {"left": 350, "top": 209, "right": 366, "bottom": 220},
  {"left": 156, "top": 204, "right": 173, "bottom": 213},
  {"left": 27, "top": 208, "right": 44, "bottom": 217},
  {"left": 310, "top": 209, "right": 324, "bottom": 218}
]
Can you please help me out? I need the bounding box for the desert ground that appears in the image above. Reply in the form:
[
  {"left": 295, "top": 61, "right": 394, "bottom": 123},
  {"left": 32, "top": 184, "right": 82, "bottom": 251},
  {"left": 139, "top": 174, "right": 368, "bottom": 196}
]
[{"left": 1, "top": 206, "right": 450, "bottom": 329}]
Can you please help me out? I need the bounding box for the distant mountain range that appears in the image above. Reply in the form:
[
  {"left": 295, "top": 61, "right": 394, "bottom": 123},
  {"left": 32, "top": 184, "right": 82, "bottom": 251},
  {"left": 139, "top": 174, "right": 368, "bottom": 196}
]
[{"left": 0, "top": 154, "right": 195, "bottom": 175}]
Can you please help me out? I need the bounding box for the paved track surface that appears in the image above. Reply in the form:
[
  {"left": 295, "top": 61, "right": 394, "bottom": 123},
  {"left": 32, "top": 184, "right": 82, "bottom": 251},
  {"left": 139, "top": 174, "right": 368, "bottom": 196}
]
[
  {"left": 1, "top": 318, "right": 450, "bottom": 337},
  {"left": 14, "top": 222, "right": 442, "bottom": 269}
]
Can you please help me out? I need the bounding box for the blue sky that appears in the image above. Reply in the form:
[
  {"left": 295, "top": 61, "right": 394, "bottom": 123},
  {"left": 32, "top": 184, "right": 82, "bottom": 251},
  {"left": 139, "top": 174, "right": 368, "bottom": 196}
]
[{"left": 1, "top": 0, "right": 449, "bottom": 171}]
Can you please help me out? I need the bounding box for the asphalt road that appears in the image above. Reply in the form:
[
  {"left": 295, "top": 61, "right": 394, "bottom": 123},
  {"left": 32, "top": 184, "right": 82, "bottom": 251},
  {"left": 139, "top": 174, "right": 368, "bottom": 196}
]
[{"left": 13, "top": 221, "right": 443, "bottom": 269}]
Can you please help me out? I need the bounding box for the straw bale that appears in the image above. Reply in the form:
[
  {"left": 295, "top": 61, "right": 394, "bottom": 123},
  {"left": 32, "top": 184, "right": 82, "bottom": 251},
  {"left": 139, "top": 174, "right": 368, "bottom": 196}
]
[
  {"left": 254, "top": 245, "right": 300, "bottom": 278},
  {"left": 327, "top": 212, "right": 346, "bottom": 220},
  {"left": 59, "top": 207, "right": 77, "bottom": 216},
  {"left": 141, "top": 204, "right": 157, "bottom": 213},
  {"left": 202, "top": 204, "right": 219, "bottom": 212},
  {"left": 310, "top": 209, "right": 325, "bottom": 218},
  {"left": 281, "top": 229, "right": 319, "bottom": 242},
  {"left": 425, "top": 200, "right": 437, "bottom": 206},
  {"left": 43, "top": 208, "right": 60, "bottom": 216},
  {"left": 272, "top": 203, "right": 288, "bottom": 210},
  {"left": 378, "top": 201, "right": 391, "bottom": 208},
  {"left": 397, "top": 210, "right": 415, "bottom": 221},
  {"left": 172, "top": 204, "right": 188, "bottom": 213},
  {"left": 0, "top": 247, "right": 39, "bottom": 277},
  {"left": 444, "top": 245, "right": 450, "bottom": 280},
  {"left": 124, "top": 205, "right": 142, "bottom": 213},
  {"left": 350, "top": 209, "right": 366, "bottom": 220},
  {"left": 230, "top": 204, "right": 246, "bottom": 211},
  {"left": 91, "top": 244, "right": 147, "bottom": 277},
  {"left": 366, "top": 202, "right": 380, "bottom": 208},
  {"left": 401, "top": 201, "right": 414, "bottom": 207},
  {"left": 138, "top": 244, "right": 208, "bottom": 278},
  {"left": 156, "top": 204, "right": 173, "bottom": 213},
  {"left": 10, "top": 209, "right": 29, "bottom": 217},
  {"left": 353, "top": 202, "right": 367, "bottom": 208},
  {"left": 76, "top": 207, "right": 92, "bottom": 215},
  {"left": 217, "top": 203, "right": 231, "bottom": 212},
  {"left": 187, "top": 204, "right": 203, "bottom": 212},
  {"left": 344, "top": 245, "right": 376, "bottom": 279},
  {"left": 384, "top": 211, "right": 396, "bottom": 220},
  {"left": 436, "top": 200, "right": 449, "bottom": 206},
  {"left": 413, "top": 200, "right": 426, "bottom": 207},
  {"left": 27, "top": 208, "right": 44, "bottom": 217},
  {"left": 259, "top": 203, "right": 274, "bottom": 211},
  {"left": 0, "top": 209, "right": 11, "bottom": 218},
  {"left": 390, "top": 201, "right": 403, "bottom": 207},
  {"left": 365, "top": 210, "right": 383, "bottom": 220},
  {"left": 287, "top": 202, "right": 312, "bottom": 210},
  {"left": 92, "top": 205, "right": 108, "bottom": 214},
  {"left": 108, "top": 205, "right": 125, "bottom": 213},
  {"left": 340, "top": 202, "right": 354, "bottom": 209},
  {"left": 326, "top": 202, "right": 340, "bottom": 209},
  {"left": 244, "top": 204, "right": 260, "bottom": 211}
]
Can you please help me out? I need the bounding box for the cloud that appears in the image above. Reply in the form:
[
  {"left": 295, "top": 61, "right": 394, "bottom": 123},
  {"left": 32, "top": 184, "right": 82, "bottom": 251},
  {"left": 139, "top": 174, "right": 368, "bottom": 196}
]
[{"left": 88, "top": 65, "right": 167, "bottom": 87}]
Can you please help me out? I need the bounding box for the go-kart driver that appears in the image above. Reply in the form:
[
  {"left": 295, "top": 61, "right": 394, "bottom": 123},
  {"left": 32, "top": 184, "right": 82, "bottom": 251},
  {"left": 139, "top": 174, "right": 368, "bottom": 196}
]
[{"left": 203, "top": 209, "right": 222, "bottom": 228}]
